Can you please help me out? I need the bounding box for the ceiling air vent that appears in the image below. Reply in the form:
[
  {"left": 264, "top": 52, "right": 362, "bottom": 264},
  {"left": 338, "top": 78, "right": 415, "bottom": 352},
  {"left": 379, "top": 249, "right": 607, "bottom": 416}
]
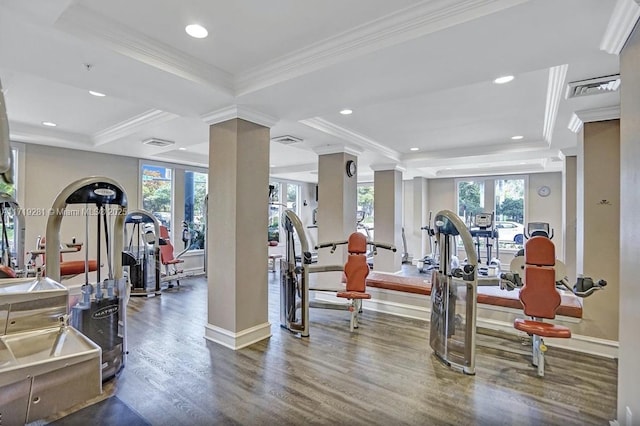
[
  {"left": 142, "top": 138, "right": 175, "bottom": 147},
  {"left": 566, "top": 74, "right": 620, "bottom": 99},
  {"left": 271, "top": 135, "right": 303, "bottom": 145}
]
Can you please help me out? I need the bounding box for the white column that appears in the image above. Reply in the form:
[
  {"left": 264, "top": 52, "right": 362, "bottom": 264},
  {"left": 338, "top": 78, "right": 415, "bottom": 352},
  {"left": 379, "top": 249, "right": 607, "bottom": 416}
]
[
  {"left": 373, "top": 165, "right": 404, "bottom": 272},
  {"left": 204, "top": 117, "right": 273, "bottom": 350},
  {"left": 562, "top": 154, "right": 577, "bottom": 282},
  {"left": 316, "top": 148, "right": 359, "bottom": 265},
  {"left": 412, "top": 177, "right": 428, "bottom": 260}
]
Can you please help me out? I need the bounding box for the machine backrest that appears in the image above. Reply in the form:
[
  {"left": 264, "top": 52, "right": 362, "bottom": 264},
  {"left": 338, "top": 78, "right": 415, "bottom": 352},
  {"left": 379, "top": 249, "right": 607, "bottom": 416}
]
[
  {"left": 158, "top": 225, "right": 176, "bottom": 263},
  {"left": 344, "top": 232, "right": 369, "bottom": 292},
  {"left": 520, "top": 236, "right": 560, "bottom": 319}
]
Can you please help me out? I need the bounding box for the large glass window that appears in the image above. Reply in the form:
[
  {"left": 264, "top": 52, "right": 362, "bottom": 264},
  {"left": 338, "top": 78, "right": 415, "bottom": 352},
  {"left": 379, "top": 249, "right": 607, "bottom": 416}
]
[
  {"left": 456, "top": 176, "right": 526, "bottom": 251},
  {"left": 141, "top": 164, "right": 173, "bottom": 232},
  {"left": 0, "top": 149, "right": 18, "bottom": 262},
  {"left": 357, "top": 184, "right": 374, "bottom": 239},
  {"left": 495, "top": 177, "right": 525, "bottom": 248},
  {"left": 184, "top": 171, "right": 207, "bottom": 250},
  {"left": 268, "top": 181, "right": 301, "bottom": 243},
  {"left": 457, "top": 180, "right": 485, "bottom": 225}
]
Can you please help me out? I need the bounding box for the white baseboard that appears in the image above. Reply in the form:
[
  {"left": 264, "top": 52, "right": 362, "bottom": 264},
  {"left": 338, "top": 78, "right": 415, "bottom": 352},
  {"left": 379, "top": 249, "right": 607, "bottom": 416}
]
[
  {"left": 204, "top": 322, "right": 271, "bottom": 350},
  {"left": 357, "top": 288, "right": 618, "bottom": 359}
]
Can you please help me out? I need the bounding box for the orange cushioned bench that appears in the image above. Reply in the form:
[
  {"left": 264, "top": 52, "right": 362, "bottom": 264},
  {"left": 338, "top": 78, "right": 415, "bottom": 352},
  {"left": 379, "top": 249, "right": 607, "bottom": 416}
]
[{"left": 364, "top": 271, "right": 583, "bottom": 318}]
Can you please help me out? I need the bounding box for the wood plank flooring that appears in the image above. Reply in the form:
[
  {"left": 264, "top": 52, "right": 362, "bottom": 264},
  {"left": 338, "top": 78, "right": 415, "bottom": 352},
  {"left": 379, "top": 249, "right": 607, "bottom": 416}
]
[{"left": 41, "top": 273, "right": 617, "bottom": 425}]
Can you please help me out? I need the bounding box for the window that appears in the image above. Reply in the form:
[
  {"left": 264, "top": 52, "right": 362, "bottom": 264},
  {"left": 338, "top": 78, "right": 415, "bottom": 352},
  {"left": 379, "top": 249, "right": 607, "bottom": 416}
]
[
  {"left": 268, "top": 181, "right": 302, "bottom": 243},
  {"left": 455, "top": 176, "right": 526, "bottom": 251},
  {"left": 357, "top": 184, "right": 374, "bottom": 239},
  {"left": 0, "top": 149, "right": 18, "bottom": 263},
  {"left": 495, "top": 177, "right": 525, "bottom": 248},
  {"left": 457, "top": 180, "right": 485, "bottom": 224},
  {"left": 141, "top": 164, "right": 173, "bottom": 232},
  {"left": 184, "top": 171, "right": 207, "bottom": 250}
]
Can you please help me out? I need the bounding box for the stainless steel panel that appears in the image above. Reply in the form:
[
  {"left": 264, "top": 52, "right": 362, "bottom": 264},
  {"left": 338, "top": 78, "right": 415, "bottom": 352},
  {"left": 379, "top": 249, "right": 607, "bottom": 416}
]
[
  {"left": 27, "top": 358, "right": 101, "bottom": 423},
  {"left": 5, "top": 295, "right": 68, "bottom": 335},
  {"left": 0, "top": 377, "right": 31, "bottom": 425}
]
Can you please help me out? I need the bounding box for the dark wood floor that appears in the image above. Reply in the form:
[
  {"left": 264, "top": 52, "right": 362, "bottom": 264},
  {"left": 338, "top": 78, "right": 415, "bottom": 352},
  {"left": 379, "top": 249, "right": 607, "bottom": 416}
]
[{"left": 44, "top": 272, "right": 617, "bottom": 425}]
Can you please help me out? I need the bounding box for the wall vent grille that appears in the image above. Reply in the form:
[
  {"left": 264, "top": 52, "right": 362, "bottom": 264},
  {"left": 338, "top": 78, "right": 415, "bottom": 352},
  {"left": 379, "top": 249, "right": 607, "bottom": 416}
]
[
  {"left": 142, "top": 138, "right": 175, "bottom": 147},
  {"left": 271, "top": 135, "right": 303, "bottom": 145},
  {"left": 566, "top": 75, "right": 620, "bottom": 99}
]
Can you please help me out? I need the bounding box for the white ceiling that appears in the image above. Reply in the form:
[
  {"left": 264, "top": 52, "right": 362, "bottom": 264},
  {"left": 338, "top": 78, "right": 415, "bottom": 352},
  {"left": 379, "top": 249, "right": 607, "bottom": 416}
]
[{"left": 0, "top": 0, "right": 626, "bottom": 183}]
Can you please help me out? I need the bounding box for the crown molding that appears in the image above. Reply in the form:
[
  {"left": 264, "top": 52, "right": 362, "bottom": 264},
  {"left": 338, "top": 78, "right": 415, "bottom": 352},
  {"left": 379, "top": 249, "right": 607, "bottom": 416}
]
[
  {"left": 301, "top": 117, "right": 400, "bottom": 162},
  {"left": 568, "top": 105, "right": 621, "bottom": 133},
  {"left": 235, "top": 0, "right": 530, "bottom": 95},
  {"left": 370, "top": 163, "right": 407, "bottom": 173},
  {"left": 9, "top": 121, "right": 92, "bottom": 147},
  {"left": 312, "top": 143, "right": 363, "bottom": 157},
  {"left": 434, "top": 162, "right": 548, "bottom": 177},
  {"left": 270, "top": 162, "right": 317, "bottom": 174},
  {"left": 200, "top": 105, "right": 278, "bottom": 128},
  {"left": 561, "top": 147, "right": 578, "bottom": 157},
  {"left": 93, "top": 109, "right": 178, "bottom": 146},
  {"left": 600, "top": 0, "right": 640, "bottom": 55},
  {"left": 55, "top": 4, "right": 233, "bottom": 94},
  {"left": 543, "top": 64, "right": 568, "bottom": 144},
  {"left": 403, "top": 139, "right": 548, "bottom": 163}
]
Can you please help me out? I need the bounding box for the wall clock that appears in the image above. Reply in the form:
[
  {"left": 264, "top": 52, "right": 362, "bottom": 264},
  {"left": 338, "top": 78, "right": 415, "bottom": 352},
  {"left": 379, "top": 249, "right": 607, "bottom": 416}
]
[
  {"left": 537, "top": 185, "right": 551, "bottom": 197},
  {"left": 346, "top": 160, "right": 357, "bottom": 177}
]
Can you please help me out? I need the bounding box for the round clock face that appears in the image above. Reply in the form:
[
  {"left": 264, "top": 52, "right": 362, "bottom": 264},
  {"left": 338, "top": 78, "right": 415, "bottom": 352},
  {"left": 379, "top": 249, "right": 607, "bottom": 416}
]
[
  {"left": 537, "top": 185, "right": 551, "bottom": 197},
  {"left": 346, "top": 160, "right": 357, "bottom": 177}
]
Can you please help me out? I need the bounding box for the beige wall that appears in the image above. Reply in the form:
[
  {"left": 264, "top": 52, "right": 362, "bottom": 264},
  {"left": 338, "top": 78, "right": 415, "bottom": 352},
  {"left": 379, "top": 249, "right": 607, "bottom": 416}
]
[
  {"left": 563, "top": 156, "right": 577, "bottom": 282},
  {"left": 528, "top": 172, "right": 563, "bottom": 261},
  {"left": 619, "top": 23, "right": 640, "bottom": 420},
  {"left": 22, "top": 144, "right": 139, "bottom": 283},
  {"left": 576, "top": 120, "right": 620, "bottom": 341}
]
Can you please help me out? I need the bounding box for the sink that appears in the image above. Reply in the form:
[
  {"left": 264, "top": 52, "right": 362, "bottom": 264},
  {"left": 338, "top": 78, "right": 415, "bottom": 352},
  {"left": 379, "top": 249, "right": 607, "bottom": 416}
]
[
  {"left": 0, "top": 277, "right": 68, "bottom": 335},
  {"left": 0, "top": 327, "right": 102, "bottom": 423},
  {"left": 1, "top": 326, "right": 99, "bottom": 366}
]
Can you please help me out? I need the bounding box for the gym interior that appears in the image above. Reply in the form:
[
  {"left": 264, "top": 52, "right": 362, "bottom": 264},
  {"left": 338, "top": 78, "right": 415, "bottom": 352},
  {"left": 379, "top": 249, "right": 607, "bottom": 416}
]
[{"left": 0, "top": 1, "right": 638, "bottom": 425}]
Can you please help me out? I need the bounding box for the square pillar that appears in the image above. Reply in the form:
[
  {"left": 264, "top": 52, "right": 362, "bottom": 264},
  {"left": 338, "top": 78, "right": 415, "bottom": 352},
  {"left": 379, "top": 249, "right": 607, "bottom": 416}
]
[
  {"left": 412, "top": 177, "right": 428, "bottom": 260},
  {"left": 205, "top": 118, "right": 271, "bottom": 350},
  {"left": 562, "top": 155, "right": 577, "bottom": 282},
  {"left": 373, "top": 167, "right": 403, "bottom": 272},
  {"left": 316, "top": 151, "right": 358, "bottom": 264},
  {"left": 576, "top": 120, "right": 620, "bottom": 341}
]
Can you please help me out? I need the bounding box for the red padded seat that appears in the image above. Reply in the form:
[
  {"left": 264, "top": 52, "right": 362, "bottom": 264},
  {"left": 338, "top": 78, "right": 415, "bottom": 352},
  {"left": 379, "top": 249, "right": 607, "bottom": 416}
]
[
  {"left": 514, "top": 318, "right": 571, "bottom": 338},
  {"left": 60, "top": 260, "right": 98, "bottom": 276},
  {"left": 337, "top": 291, "right": 371, "bottom": 300}
]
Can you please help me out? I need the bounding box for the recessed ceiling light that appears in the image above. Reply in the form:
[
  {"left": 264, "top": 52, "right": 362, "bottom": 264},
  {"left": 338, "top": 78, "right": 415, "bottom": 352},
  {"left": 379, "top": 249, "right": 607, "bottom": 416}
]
[
  {"left": 339, "top": 109, "right": 353, "bottom": 115},
  {"left": 445, "top": 167, "right": 452, "bottom": 170},
  {"left": 410, "top": 147, "right": 419, "bottom": 151},
  {"left": 185, "top": 24, "right": 208, "bottom": 39},
  {"left": 494, "top": 75, "right": 514, "bottom": 84},
  {"left": 179, "top": 147, "right": 187, "bottom": 151},
  {"left": 511, "top": 135, "right": 524, "bottom": 140},
  {"left": 89, "top": 90, "right": 106, "bottom": 97},
  {"left": 42, "top": 121, "right": 57, "bottom": 127},
  {"left": 519, "top": 162, "right": 527, "bottom": 165}
]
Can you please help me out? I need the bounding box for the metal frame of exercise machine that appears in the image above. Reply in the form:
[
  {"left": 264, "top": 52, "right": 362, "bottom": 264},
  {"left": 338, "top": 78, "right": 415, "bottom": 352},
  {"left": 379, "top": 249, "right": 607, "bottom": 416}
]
[
  {"left": 430, "top": 209, "right": 479, "bottom": 375},
  {"left": 124, "top": 209, "right": 162, "bottom": 297},
  {"left": 45, "top": 176, "right": 128, "bottom": 381}
]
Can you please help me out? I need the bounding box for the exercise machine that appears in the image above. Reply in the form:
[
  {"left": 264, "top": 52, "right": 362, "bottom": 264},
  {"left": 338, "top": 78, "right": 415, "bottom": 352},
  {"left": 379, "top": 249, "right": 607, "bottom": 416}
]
[
  {"left": 500, "top": 222, "right": 606, "bottom": 297},
  {"left": 468, "top": 212, "right": 500, "bottom": 278},
  {"left": 508, "top": 227, "right": 606, "bottom": 376},
  {"left": 45, "top": 177, "right": 128, "bottom": 380},
  {"left": 0, "top": 192, "right": 25, "bottom": 277},
  {"left": 430, "top": 209, "right": 479, "bottom": 375},
  {"left": 280, "top": 209, "right": 395, "bottom": 336},
  {"left": 123, "top": 209, "right": 162, "bottom": 296},
  {"left": 418, "top": 211, "right": 439, "bottom": 274}
]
